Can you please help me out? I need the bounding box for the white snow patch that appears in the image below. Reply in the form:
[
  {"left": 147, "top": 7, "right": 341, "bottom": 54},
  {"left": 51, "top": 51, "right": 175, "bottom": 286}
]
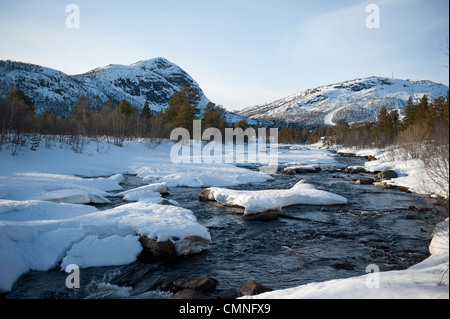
[
  {"left": 116, "top": 182, "right": 169, "bottom": 203},
  {"left": 429, "top": 218, "right": 449, "bottom": 256},
  {"left": 60, "top": 235, "right": 142, "bottom": 270},
  {"left": 207, "top": 180, "right": 347, "bottom": 215}
]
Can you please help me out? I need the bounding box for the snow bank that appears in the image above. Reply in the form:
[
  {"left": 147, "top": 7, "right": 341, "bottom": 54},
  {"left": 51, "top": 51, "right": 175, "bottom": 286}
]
[
  {"left": 243, "top": 256, "right": 448, "bottom": 299},
  {"left": 1, "top": 139, "right": 280, "bottom": 293},
  {"left": 276, "top": 144, "right": 338, "bottom": 167},
  {"left": 116, "top": 182, "right": 169, "bottom": 203},
  {"left": 0, "top": 199, "right": 211, "bottom": 293},
  {"left": 135, "top": 163, "right": 272, "bottom": 188},
  {"left": 76, "top": 201, "right": 211, "bottom": 245},
  {"left": 0, "top": 140, "right": 271, "bottom": 188},
  {"left": 0, "top": 172, "right": 122, "bottom": 204},
  {"left": 206, "top": 180, "right": 347, "bottom": 215},
  {"left": 60, "top": 235, "right": 142, "bottom": 269},
  {"left": 429, "top": 218, "right": 449, "bottom": 256},
  {"left": 338, "top": 146, "right": 449, "bottom": 199}
]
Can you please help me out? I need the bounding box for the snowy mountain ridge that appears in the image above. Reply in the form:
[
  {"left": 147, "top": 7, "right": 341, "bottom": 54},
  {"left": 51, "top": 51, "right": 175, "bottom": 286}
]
[
  {"left": 238, "top": 76, "right": 449, "bottom": 125},
  {"left": 0, "top": 58, "right": 251, "bottom": 124}
]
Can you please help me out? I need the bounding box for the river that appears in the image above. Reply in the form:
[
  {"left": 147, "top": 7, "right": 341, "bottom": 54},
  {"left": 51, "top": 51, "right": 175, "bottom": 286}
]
[{"left": 4, "top": 154, "right": 433, "bottom": 299}]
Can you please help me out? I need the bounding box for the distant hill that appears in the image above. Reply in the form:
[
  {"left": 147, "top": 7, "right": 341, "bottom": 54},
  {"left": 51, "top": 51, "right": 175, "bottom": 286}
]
[{"left": 238, "top": 76, "right": 449, "bottom": 125}]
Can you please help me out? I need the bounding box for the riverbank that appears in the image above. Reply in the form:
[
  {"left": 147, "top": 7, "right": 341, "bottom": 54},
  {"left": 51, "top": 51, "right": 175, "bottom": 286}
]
[
  {"left": 243, "top": 145, "right": 449, "bottom": 299},
  {"left": 1, "top": 139, "right": 448, "bottom": 298}
]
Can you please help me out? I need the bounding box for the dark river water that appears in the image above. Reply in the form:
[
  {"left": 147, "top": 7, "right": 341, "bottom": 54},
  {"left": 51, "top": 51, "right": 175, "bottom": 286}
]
[{"left": 4, "top": 155, "right": 434, "bottom": 299}]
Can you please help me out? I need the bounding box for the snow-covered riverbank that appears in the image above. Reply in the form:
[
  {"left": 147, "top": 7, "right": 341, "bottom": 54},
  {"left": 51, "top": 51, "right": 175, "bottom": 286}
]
[
  {"left": 242, "top": 145, "right": 449, "bottom": 299},
  {"left": 0, "top": 139, "right": 274, "bottom": 293},
  {"left": 1, "top": 139, "right": 448, "bottom": 298}
]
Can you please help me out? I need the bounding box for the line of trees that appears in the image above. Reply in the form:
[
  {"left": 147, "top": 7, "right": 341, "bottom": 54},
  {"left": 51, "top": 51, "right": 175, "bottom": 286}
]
[
  {"left": 303, "top": 93, "right": 449, "bottom": 149},
  {"left": 0, "top": 83, "right": 235, "bottom": 154}
]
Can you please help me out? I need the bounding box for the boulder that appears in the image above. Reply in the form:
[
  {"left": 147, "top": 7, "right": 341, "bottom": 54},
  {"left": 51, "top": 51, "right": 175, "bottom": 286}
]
[
  {"left": 215, "top": 288, "right": 241, "bottom": 299},
  {"left": 284, "top": 169, "right": 296, "bottom": 175},
  {"left": 199, "top": 189, "right": 213, "bottom": 202},
  {"left": 375, "top": 182, "right": 393, "bottom": 189},
  {"left": 374, "top": 170, "right": 398, "bottom": 182},
  {"left": 332, "top": 262, "right": 355, "bottom": 270},
  {"left": 375, "top": 182, "right": 410, "bottom": 192},
  {"left": 173, "top": 289, "right": 210, "bottom": 299},
  {"left": 173, "top": 277, "right": 219, "bottom": 293},
  {"left": 243, "top": 210, "right": 280, "bottom": 222},
  {"left": 402, "top": 214, "right": 420, "bottom": 220},
  {"left": 138, "top": 235, "right": 176, "bottom": 262},
  {"left": 284, "top": 166, "right": 321, "bottom": 174},
  {"left": 239, "top": 280, "right": 273, "bottom": 296},
  {"left": 159, "top": 199, "right": 174, "bottom": 206},
  {"left": 174, "top": 236, "right": 211, "bottom": 256},
  {"left": 338, "top": 152, "right": 356, "bottom": 157},
  {"left": 356, "top": 178, "right": 374, "bottom": 185}
]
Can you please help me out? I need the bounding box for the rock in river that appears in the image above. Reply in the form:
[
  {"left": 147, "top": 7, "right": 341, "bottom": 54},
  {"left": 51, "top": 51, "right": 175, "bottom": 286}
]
[{"left": 240, "top": 280, "right": 273, "bottom": 296}]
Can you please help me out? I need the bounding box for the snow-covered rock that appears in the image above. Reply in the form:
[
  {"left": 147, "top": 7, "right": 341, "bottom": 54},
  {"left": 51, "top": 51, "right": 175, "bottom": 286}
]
[
  {"left": 204, "top": 180, "right": 347, "bottom": 216},
  {"left": 283, "top": 164, "right": 321, "bottom": 173},
  {"left": 0, "top": 199, "right": 211, "bottom": 293},
  {"left": 429, "top": 218, "right": 449, "bottom": 256}
]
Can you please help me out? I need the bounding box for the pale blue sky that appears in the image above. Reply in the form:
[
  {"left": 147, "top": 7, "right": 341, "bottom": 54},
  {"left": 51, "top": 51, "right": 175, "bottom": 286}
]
[{"left": 0, "top": 0, "right": 448, "bottom": 110}]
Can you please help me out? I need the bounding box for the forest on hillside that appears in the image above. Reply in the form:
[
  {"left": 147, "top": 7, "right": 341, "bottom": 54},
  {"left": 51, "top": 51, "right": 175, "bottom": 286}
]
[{"left": 1, "top": 82, "right": 448, "bottom": 156}]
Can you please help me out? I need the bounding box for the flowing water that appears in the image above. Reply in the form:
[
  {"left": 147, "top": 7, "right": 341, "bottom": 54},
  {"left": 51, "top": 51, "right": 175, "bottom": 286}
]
[{"left": 4, "top": 155, "right": 434, "bottom": 299}]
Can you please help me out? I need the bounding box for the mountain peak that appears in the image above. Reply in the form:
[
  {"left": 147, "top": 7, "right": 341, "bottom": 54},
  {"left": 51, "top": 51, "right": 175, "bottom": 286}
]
[
  {"left": 239, "top": 77, "right": 448, "bottom": 126},
  {"left": 131, "top": 57, "right": 171, "bottom": 67},
  {"left": 0, "top": 58, "right": 206, "bottom": 115}
]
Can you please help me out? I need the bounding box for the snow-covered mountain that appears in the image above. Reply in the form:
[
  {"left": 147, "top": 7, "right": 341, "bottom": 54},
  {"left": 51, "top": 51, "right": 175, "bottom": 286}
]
[
  {"left": 238, "top": 77, "right": 449, "bottom": 126},
  {"left": 0, "top": 58, "right": 249, "bottom": 124}
]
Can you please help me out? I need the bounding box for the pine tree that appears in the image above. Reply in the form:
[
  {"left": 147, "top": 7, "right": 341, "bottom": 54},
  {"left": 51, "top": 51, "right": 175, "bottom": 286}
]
[
  {"left": 201, "top": 102, "right": 227, "bottom": 132},
  {"left": 415, "top": 95, "right": 431, "bottom": 127},
  {"left": 403, "top": 96, "right": 416, "bottom": 129},
  {"left": 4, "top": 89, "right": 35, "bottom": 112},
  {"left": 142, "top": 99, "right": 152, "bottom": 120},
  {"left": 163, "top": 83, "right": 201, "bottom": 133},
  {"left": 72, "top": 95, "right": 90, "bottom": 121},
  {"left": 235, "top": 120, "right": 248, "bottom": 131},
  {"left": 117, "top": 99, "right": 134, "bottom": 117},
  {"left": 173, "top": 100, "right": 196, "bottom": 133}
]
